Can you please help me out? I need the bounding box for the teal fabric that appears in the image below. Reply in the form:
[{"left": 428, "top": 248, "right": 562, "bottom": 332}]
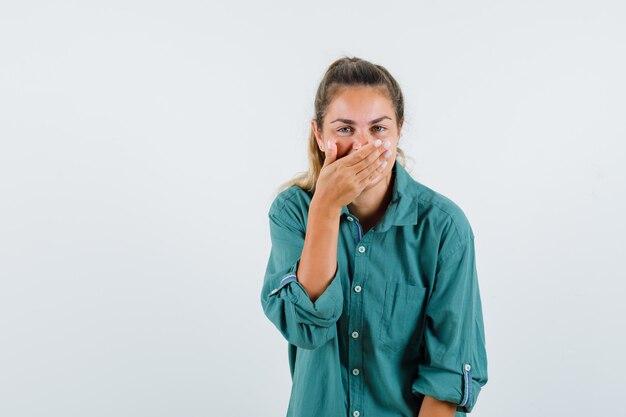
[{"left": 260, "top": 160, "right": 488, "bottom": 417}]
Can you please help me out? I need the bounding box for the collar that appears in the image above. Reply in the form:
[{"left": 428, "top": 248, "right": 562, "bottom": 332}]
[{"left": 339, "top": 159, "right": 419, "bottom": 233}]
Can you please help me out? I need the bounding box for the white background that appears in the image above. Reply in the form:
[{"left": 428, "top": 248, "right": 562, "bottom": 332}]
[{"left": 1, "top": 1, "right": 624, "bottom": 416}]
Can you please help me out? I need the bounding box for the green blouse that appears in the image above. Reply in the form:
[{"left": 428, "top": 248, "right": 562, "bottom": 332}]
[{"left": 260, "top": 160, "right": 488, "bottom": 416}]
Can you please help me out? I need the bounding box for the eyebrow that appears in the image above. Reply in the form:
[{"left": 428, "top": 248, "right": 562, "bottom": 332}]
[{"left": 330, "top": 116, "right": 392, "bottom": 124}]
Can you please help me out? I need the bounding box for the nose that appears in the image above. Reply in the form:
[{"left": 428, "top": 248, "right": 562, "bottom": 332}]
[{"left": 351, "top": 131, "right": 374, "bottom": 151}]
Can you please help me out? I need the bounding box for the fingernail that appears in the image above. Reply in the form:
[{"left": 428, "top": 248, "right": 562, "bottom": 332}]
[
  {"left": 384, "top": 141, "right": 391, "bottom": 148},
  {"left": 379, "top": 160, "right": 387, "bottom": 169},
  {"left": 374, "top": 139, "right": 382, "bottom": 147},
  {"left": 326, "top": 140, "right": 331, "bottom": 149},
  {"left": 384, "top": 150, "right": 392, "bottom": 158}
]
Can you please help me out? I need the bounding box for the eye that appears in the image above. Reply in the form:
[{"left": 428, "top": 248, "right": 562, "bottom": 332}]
[
  {"left": 337, "top": 127, "right": 353, "bottom": 133},
  {"left": 372, "top": 126, "right": 387, "bottom": 132}
]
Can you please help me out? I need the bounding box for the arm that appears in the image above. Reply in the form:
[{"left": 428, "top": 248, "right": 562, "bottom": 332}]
[
  {"left": 417, "top": 395, "right": 457, "bottom": 417},
  {"left": 260, "top": 193, "right": 344, "bottom": 350},
  {"left": 296, "top": 196, "right": 341, "bottom": 302},
  {"left": 411, "top": 224, "right": 488, "bottom": 413}
]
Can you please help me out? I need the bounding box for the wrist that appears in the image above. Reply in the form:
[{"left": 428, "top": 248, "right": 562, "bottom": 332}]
[{"left": 310, "top": 195, "right": 342, "bottom": 219}]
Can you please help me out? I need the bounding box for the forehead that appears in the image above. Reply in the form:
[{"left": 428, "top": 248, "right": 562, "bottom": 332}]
[{"left": 326, "top": 86, "right": 393, "bottom": 118}]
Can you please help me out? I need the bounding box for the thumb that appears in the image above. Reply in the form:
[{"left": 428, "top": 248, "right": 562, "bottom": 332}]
[{"left": 322, "top": 139, "right": 337, "bottom": 167}]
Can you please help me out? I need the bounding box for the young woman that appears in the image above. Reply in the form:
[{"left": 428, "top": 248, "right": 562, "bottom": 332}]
[{"left": 260, "top": 57, "right": 488, "bottom": 417}]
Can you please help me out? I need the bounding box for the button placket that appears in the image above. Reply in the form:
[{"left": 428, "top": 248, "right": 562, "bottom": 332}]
[
  {"left": 346, "top": 214, "right": 362, "bottom": 243},
  {"left": 348, "top": 221, "right": 370, "bottom": 416}
]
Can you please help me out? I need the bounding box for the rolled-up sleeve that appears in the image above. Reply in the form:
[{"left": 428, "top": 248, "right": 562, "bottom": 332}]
[
  {"left": 260, "top": 202, "right": 344, "bottom": 350},
  {"left": 411, "top": 227, "right": 488, "bottom": 413}
]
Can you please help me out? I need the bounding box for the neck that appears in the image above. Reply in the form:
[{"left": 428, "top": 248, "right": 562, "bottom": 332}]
[{"left": 348, "top": 169, "right": 395, "bottom": 225}]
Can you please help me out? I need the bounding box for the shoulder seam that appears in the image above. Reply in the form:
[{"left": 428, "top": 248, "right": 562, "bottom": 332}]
[
  {"left": 418, "top": 195, "right": 464, "bottom": 238},
  {"left": 270, "top": 187, "right": 307, "bottom": 231},
  {"left": 437, "top": 234, "right": 473, "bottom": 265},
  {"left": 417, "top": 195, "right": 473, "bottom": 264}
]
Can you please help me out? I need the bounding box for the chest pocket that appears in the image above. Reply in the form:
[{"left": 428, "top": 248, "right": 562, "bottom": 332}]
[{"left": 379, "top": 281, "right": 428, "bottom": 352}]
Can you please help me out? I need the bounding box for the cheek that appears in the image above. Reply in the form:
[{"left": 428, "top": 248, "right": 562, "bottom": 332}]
[{"left": 336, "top": 143, "right": 352, "bottom": 159}]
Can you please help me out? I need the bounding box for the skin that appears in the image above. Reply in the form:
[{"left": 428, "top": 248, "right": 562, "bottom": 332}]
[
  {"left": 302, "top": 85, "right": 457, "bottom": 417},
  {"left": 418, "top": 395, "right": 458, "bottom": 417},
  {"left": 296, "top": 138, "right": 388, "bottom": 303},
  {"left": 311, "top": 85, "right": 401, "bottom": 232}
]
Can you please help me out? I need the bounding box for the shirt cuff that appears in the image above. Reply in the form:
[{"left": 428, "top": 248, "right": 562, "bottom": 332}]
[
  {"left": 268, "top": 258, "right": 343, "bottom": 327},
  {"left": 411, "top": 362, "right": 482, "bottom": 413}
]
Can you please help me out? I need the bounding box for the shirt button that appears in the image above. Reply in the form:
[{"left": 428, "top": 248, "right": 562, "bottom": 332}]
[
  {"left": 358, "top": 245, "right": 366, "bottom": 253},
  {"left": 351, "top": 331, "right": 359, "bottom": 338},
  {"left": 353, "top": 411, "right": 360, "bottom": 417},
  {"left": 465, "top": 364, "right": 472, "bottom": 371},
  {"left": 354, "top": 285, "right": 362, "bottom": 293},
  {"left": 352, "top": 368, "right": 360, "bottom": 375},
  {"left": 347, "top": 216, "right": 353, "bottom": 221}
]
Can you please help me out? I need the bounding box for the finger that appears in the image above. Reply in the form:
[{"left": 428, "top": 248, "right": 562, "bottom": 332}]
[
  {"left": 359, "top": 155, "right": 390, "bottom": 187},
  {"left": 356, "top": 150, "right": 388, "bottom": 183},
  {"left": 343, "top": 139, "right": 383, "bottom": 167},
  {"left": 355, "top": 140, "right": 393, "bottom": 181},
  {"left": 366, "top": 171, "right": 382, "bottom": 186},
  {"left": 322, "top": 139, "right": 337, "bottom": 167},
  {"left": 352, "top": 142, "right": 388, "bottom": 175}
]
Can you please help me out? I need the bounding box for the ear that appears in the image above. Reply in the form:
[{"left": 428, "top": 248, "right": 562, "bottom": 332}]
[{"left": 311, "top": 119, "right": 325, "bottom": 151}]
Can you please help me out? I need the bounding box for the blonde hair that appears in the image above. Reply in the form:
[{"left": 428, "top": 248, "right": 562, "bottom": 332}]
[{"left": 275, "top": 56, "right": 409, "bottom": 197}]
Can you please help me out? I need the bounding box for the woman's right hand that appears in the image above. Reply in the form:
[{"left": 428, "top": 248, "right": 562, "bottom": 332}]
[{"left": 314, "top": 138, "right": 390, "bottom": 210}]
